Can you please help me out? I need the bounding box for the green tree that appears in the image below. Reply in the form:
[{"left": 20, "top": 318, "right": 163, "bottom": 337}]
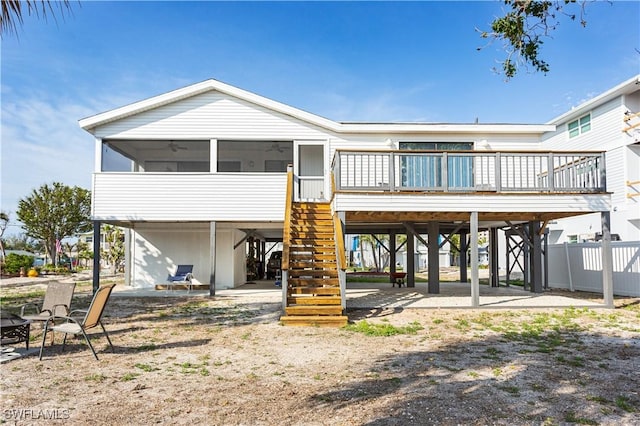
[
  {"left": 479, "top": 0, "right": 595, "bottom": 78},
  {"left": 77, "top": 240, "right": 93, "bottom": 269},
  {"left": 1, "top": 0, "right": 73, "bottom": 38},
  {"left": 101, "top": 225, "right": 125, "bottom": 274},
  {"left": 17, "top": 182, "right": 91, "bottom": 266},
  {"left": 3, "top": 233, "right": 43, "bottom": 253}
]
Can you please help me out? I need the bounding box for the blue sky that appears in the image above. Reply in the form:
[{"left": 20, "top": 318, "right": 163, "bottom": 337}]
[{"left": 1, "top": 1, "right": 639, "bottom": 235}]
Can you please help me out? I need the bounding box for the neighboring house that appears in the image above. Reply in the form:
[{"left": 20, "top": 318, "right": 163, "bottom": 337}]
[
  {"left": 78, "top": 227, "right": 126, "bottom": 270},
  {"left": 79, "top": 78, "right": 618, "bottom": 324},
  {"left": 540, "top": 75, "right": 640, "bottom": 244},
  {"left": 538, "top": 76, "right": 640, "bottom": 297}
]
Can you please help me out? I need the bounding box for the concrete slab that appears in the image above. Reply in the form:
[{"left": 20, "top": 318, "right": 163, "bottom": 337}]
[
  {"left": 346, "top": 281, "right": 605, "bottom": 309},
  {"left": 0, "top": 346, "right": 39, "bottom": 364},
  {"left": 110, "top": 280, "right": 606, "bottom": 310}
]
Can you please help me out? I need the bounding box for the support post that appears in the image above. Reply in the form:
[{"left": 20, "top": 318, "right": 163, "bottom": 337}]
[
  {"left": 261, "top": 241, "right": 266, "bottom": 279},
  {"left": 601, "top": 212, "right": 614, "bottom": 308},
  {"left": 459, "top": 230, "right": 468, "bottom": 283},
  {"left": 489, "top": 227, "right": 499, "bottom": 287},
  {"left": 389, "top": 231, "right": 397, "bottom": 283},
  {"left": 470, "top": 212, "right": 479, "bottom": 307},
  {"left": 338, "top": 211, "right": 347, "bottom": 310},
  {"left": 209, "top": 221, "right": 216, "bottom": 297},
  {"left": 427, "top": 222, "right": 440, "bottom": 294},
  {"left": 92, "top": 221, "right": 101, "bottom": 294},
  {"left": 543, "top": 230, "right": 549, "bottom": 290},
  {"left": 529, "top": 221, "right": 543, "bottom": 293},
  {"left": 406, "top": 231, "right": 415, "bottom": 288},
  {"left": 523, "top": 232, "right": 530, "bottom": 291},
  {"left": 124, "top": 228, "right": 131, "bottom": 287}
]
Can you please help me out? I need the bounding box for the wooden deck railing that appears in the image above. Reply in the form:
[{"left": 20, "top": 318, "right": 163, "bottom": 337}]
[{"left": 332, "top": 150, "right": 606, "bottom": 194}]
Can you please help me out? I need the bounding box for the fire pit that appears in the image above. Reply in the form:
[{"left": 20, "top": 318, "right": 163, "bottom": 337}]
[{"left": 1, "top": 313, "right": 31, "bottom": 349}]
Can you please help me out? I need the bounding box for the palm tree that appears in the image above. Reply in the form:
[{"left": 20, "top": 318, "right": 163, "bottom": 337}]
[{"left": 1, "top": 0, "right": 72, "bottom": 37}]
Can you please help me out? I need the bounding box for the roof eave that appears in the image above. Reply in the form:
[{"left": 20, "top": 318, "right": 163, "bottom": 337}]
[
  {"left": 546, "top": 74, "right": 640, "bottom": 125},
  {"left": 78, "top": 79, "right": 342, "bottom": 133},
  {"left": 338, "top": 123, "right": 555, "bottom": 134}
]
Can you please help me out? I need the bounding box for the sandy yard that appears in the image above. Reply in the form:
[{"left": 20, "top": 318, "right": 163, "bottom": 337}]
[{"left": 1, "top": 278, "right": 639, "bottom": 425}]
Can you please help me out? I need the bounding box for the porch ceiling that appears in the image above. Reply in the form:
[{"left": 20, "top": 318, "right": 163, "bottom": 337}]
[{"left": 345, "top": 210, "right": 587, "bottom": 224}]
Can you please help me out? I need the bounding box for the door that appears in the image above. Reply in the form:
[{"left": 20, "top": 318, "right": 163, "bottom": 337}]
[
  {"left": 295, "top": 142, "right": 326, "bottom": 201},
  {"left": 399, "top": 142, "right": 474, "bottom": 190}
]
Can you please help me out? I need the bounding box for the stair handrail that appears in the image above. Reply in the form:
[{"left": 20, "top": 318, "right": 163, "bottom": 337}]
[
  {"left": 333, "top": 212, "right": 347, "bottom": 271},
  {"left": 282, "top": 164, "right": 294, "bottom": 273}
]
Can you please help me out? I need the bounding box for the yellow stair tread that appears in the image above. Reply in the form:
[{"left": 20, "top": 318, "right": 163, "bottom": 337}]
[
  {"left": 287, "top": 295, "right": 342, "bottom": 305},
  {"left": 285, "top": 305, "right": 343, "bottom": 315},
  {"left": 280, "top": 315, "right": 349, "bottom": 327}
]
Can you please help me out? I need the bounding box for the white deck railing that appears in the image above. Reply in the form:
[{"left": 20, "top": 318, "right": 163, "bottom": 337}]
[{"left": 332, "top": 150, "right": 606, "bottom": 193}]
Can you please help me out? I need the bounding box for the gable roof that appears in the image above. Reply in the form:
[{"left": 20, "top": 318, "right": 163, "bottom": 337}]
[
  {"left": 79, "top": 78, "right": 554, "bottom": 135},
  {"left": 546, "top": 74, "right": 640, "bottom": 125}
]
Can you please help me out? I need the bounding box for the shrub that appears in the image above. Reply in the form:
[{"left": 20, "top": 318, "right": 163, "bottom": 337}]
[
  {"left": 40, "top": 264, "right": 72, "bottom": 275},
  {"left": 1, "top": 253, "right": 35, "bottom": 274}
]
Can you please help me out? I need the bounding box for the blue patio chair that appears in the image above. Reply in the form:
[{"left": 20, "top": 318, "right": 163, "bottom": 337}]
[{"left": 167, "top": 264, "right": 194, "bottom": 292}]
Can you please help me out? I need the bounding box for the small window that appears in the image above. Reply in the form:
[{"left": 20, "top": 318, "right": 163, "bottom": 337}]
[
  {"left": 567, "top": 235, "right": 578, "bottom": 244},
  {"left": 568, "top": 114, "right": 591, "bottom": 138}
]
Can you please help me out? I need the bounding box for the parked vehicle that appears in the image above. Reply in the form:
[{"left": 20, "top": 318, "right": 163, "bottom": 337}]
[{"left": 266, "top": 251, "right": 282, "bottom": 279}]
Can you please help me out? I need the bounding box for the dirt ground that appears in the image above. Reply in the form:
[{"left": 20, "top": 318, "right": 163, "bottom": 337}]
[{"left": 1, "top": 280, "right": 639, "bottom": 426}]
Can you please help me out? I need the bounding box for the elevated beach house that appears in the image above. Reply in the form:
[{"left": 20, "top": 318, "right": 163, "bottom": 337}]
[{"left": 80, "top": 79, "right": 615, "bottom": 325}]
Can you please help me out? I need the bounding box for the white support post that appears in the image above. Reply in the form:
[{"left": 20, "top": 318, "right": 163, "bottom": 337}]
[
  {"left": 601, "top": 212, "right": 614, "bottom": 308},
  {"left": 209, "top": 221, "right": 216, "bottom": 297},
  {"left": 281, "top": 270, "right": 288, "bottom": 313},
  {"left": 470, "top": 211, "right": 480, "bottom": 307},
  {"left": 338, "top": 211, "right": 347, "bottom": 310},
  {"left": 124, "top": 228, "right": 131, "bottom": 287}
]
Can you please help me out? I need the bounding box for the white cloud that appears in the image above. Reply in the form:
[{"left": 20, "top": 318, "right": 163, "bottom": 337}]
[
  {"left": 311, "top": 83, "right": 439, "bottom": 123},
  {"left": 1, "top": 92, "right": 95, "bottom": 233}
]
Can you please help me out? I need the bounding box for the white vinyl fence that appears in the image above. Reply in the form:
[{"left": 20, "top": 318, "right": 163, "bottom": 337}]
[{"left": 547, "top": 241, "right": 640, "bottom": 297}]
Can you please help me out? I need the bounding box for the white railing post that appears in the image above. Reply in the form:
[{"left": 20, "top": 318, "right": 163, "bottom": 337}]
[
  {"left": 547, "top": 153, "right": 555, "bottom": 192},
  {"left": 599, "top": 153, "right": 607, "bottom": 191},
  {"left": 389, "top": 151, "right": 395, "bottom": 192},
  {"left": 495, "top": 152, "right": 502, "bottom": 192},
  {"left": 335, "top": 152, "right": 342, "bottom": 191}
]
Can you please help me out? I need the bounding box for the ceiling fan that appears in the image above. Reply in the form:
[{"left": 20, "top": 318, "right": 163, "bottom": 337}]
[
  {"left": 265, "top": 142, "right": 290, "bottom": 153},
  {"left": 168, "top": 142, "right": 187, "bottom": 152}
]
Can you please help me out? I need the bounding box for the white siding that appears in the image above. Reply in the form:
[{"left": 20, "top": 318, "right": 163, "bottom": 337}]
[
  {"left": 541, "top": 97, "right": 624, "bottom": 151},
  {"left": 92, "top": 172, "right": 286, "bottom": 221},
  {"left": 215, "top": 228, "right": 246, "bottom": 288},
  {"left": 95, "top": 91, "right": 334, "bottom": 140},
  {"left": 131, "top": 224, "right": 211, "bottom": 288},
  {"left": 333, "top": 193, "right": 610, "bottom": 214},
  {"left": 539, "top": 93, "right": 640, "bottom": 242},
  {"left": 607, "top": 147, "right": 626, "bottom": 206},
  {"left": 130, "top": 224, "right": 249, "bottom": 289}
]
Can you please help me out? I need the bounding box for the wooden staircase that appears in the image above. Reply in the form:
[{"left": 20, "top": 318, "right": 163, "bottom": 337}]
[{"left": 279, "top": 202, "right": 348, "bottom": 327}]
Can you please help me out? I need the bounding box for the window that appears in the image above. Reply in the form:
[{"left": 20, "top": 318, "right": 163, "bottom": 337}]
[
  {"left": 101, "top": 140, "right": 210, "bottom": 172},
  {"left": 217, "top": 141, "right": 293, "bottom": 172},
  {"left": 398, "top": 142, "right": 474, "bottom": 189},
  {"left": 568, "top": 114, "right": 591, "bottom": 138}
]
